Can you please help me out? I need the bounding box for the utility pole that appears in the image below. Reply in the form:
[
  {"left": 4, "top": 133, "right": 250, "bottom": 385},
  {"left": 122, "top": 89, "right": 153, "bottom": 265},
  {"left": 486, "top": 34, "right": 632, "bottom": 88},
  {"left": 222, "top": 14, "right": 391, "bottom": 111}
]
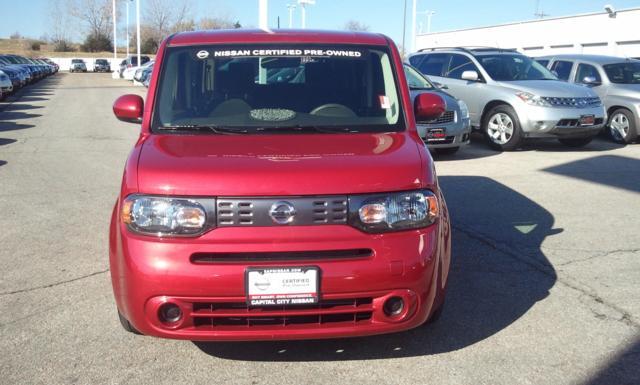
[
  {"left": 402, "top": 0, "right": 407, "bottom": 56},
  {"left": 534, "top": 0, "right": 549, "bottom": 18},
  {"left": 258, "top": 0, "right": 268, "bottom": 30},
  {"left": 126, "top": 0, "right": 130, "bottom": 58},
  {"left": 136, "top": 0, "right": 140, "bottom": 68},
  {"left": 287, "top": 3, "right": 296, "bottom": 28},
  {"left": 112, "top": 0, "right": 117, "bottom": 63},
  {"left": 411, "top": 0, "right": 417, "bottom": 52},
  {"left": 298, "top": 0, "right": 315, "bottom": 29}
]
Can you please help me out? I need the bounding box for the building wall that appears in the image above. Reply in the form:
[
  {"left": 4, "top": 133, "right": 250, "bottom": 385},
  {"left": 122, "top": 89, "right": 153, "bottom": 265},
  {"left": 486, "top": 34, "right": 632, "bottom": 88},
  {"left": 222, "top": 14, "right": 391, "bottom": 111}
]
[{"left": 415, "top": 8, "right": 640, "bottom": 58}]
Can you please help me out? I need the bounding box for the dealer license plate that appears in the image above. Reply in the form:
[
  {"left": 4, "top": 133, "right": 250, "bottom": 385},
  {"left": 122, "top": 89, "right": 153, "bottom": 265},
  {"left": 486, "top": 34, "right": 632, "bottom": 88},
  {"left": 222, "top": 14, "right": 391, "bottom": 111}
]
[
  {"left": 246, "top": 267, "right": 319, "bottom": 307},
  {"left": 579, "top": 115, "right": 595, "bottom": 126},
  {"left": 425, "top": 128, "right": 447, "bottom": 142}
]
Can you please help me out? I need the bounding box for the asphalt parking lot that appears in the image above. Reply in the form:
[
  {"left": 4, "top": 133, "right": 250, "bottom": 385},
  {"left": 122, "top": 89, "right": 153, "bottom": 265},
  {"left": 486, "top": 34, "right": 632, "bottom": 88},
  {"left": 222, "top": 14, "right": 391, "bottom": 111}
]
[{"left": 0, "top": 73, "right": 638, "bottom": 385}]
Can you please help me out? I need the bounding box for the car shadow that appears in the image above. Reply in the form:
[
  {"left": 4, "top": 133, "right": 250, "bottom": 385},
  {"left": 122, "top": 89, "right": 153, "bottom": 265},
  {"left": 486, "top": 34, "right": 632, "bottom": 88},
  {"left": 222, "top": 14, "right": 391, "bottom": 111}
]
[
  {"left": 194, "top": 176, "right": 559, "bottom": 361},
  {"left": 583, "top": 336, "right": 640, "bottom": 385},
  {"left": 431, "top": 132, "right": 500, "bottom": 161},
  {"left": 0, "top": 122, "right": 35, "bottom": 132},
  {"left": 542, "top": 155, "right": 640, "bottom": 194},
  {"left": 0, "top": 104, "right": 44, "bottom": 112},
  {"left": 0, "top": 160, "right": 6, "bottom": 167},
  {"left": 0, "top": 111, "right": 42, "bottom": 121},
  {"left": 0, "top": 138, "right": 17, "bottom": 146},
  {"left": 522, "top": 137, "right": 626, "bottom": 152}
]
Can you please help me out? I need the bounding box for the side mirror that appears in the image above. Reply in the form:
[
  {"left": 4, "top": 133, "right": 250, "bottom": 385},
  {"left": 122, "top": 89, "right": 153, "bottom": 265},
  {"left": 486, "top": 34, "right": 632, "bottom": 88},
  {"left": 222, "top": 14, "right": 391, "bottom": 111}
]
[
  {"left": 113, "top": 94, "right": 144, "bottom": 123},
  {"left": 414, "top": 92, "right": 446, "bottom": 122},
  {"left": 582, "top": 76, "right": 601, "bottom": 86},
  {"left": 433, "top": 81, "right": 448, "bottom": 90},
  {"left": 461, "top": 70, "right": 479, "bottom": 82}
]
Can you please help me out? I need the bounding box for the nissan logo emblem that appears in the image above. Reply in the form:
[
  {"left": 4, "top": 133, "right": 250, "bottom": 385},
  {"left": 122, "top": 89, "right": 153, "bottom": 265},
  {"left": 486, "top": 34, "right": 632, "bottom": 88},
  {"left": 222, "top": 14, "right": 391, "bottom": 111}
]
[{"left": 269, "top": 201, "right": 297, "bottom": 225}]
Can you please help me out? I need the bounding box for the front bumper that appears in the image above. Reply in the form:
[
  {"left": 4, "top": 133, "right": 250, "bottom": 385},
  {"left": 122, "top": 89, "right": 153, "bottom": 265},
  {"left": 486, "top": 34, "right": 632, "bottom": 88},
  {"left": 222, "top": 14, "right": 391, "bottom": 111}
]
[
  {"left": 418, "top": 116, "right": 472, "bottom": 149},
  {"left": 110, "top": 207, "right": 449, "bottom": 341},
  {"left": 518, "top": 104, "right": 606, "bottom": 138}
]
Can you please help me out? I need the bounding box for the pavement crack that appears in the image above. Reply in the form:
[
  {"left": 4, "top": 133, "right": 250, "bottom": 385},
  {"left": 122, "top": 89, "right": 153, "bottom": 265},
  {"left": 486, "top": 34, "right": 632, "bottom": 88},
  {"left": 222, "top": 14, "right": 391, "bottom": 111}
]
[
  {"left": 452, "top": 222, "right": 640, "bottom": 330},
  {"left": 558, "top": 248, "right": 640, "bottom": 267},
  {"left": 0, "top": 269, "right": 109, "bottom": 297}
]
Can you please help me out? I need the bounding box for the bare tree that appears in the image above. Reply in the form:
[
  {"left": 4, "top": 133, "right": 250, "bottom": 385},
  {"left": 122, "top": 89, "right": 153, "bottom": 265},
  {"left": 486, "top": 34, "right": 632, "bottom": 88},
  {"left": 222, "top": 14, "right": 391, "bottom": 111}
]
[
  {"left": 145, "top": 0, "right": 190, "bottom": 39},
  {"left": 48, "top": 0, "right": 75, "bottom": 51},
  {"left": 344, "top": 20, "right": 370, "bottom": 32},
  {"left": 68, "top": 0, "right": 115, "bottom": 37},
  {"left": 198, "top": 17, "right": 236, "bottom": 30}
]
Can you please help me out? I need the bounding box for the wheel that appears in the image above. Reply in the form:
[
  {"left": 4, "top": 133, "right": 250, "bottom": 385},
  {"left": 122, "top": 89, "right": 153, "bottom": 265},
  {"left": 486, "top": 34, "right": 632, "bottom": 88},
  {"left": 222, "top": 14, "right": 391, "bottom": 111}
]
[
  {"left": 608, "top": 109, "right": 637, "bottom": 144},
  {"left": 434, "top": 146, "right": 460, "bottom": 155},
  {"left": 118, "top": 310, "right": 141, "bottom": 334},
  {"left": 482, "top": 105, "right": 523, "bottom": 151},
  {"left": 558, "top": 136, "right": 594, "bottom": 147}
]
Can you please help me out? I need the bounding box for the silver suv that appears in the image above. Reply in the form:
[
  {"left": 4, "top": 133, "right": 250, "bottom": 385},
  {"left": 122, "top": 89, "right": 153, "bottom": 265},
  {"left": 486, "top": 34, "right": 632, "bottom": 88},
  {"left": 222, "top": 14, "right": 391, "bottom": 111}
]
[
  {"left": 408, "top": 48, "right": 606, "bottom": 151},
  {"left": 536, "top": 55, "right": 639, "bottom": 144}
]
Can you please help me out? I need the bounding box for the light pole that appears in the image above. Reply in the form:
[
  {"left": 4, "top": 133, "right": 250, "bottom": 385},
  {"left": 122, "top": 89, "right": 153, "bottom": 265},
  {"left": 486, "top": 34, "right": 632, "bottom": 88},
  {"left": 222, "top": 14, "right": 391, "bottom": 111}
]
[
  {"left": 136, "top": 0, "right": 140, "bottom": 68},
  {"left": 287, "top": 3, "right": 296, "bottom": 28},
  {"left": 426, "top": 10, "right": 435, "bottom": 33},
  {"left": 126, "top": 0, "right": 130, "bottom": 58},
  {"left": 298, "top": 0, "right": 315, "bottom": 29},
  {"left": 258, "top": 0, "right": 268, "bottom": 30},
  {"left": 411, "top": 0, "right": 417, "bottom": 52},
  {"left": 112, "top": 0, "right": 117, "bottom": 63}
]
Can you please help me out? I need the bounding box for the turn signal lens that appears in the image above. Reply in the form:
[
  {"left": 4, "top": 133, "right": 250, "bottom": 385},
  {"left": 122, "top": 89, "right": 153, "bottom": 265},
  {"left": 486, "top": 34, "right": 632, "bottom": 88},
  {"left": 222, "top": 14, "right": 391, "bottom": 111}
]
[{"left": 359, "top": 203, "right": 387, "bottom": 224}]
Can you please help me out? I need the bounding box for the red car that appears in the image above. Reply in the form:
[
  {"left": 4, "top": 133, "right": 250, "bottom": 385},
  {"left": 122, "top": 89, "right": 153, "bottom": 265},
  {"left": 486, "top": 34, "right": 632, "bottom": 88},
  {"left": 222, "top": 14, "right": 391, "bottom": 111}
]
[{"left": 110, "top": 29, "right": 451, "bottom": 341}]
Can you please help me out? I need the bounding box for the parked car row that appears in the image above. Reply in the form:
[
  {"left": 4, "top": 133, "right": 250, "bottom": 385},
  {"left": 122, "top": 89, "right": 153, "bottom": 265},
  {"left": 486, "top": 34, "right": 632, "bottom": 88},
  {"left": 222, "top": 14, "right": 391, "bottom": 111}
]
[
  {"left": 118, "top": 55, "right": 151, "bottom": 79},
  {"left": 408, "top": 47, "right": 639, "bottom": 152},
  {"left": 0, "top": 54, "right": 58, "bottom": 100}
]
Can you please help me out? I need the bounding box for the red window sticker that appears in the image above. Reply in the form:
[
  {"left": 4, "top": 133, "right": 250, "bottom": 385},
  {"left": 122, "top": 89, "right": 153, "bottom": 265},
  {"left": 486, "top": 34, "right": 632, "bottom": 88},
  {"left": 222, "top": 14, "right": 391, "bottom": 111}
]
[{"left": 379, "top": 95, "right": 391, "bottom": 109}]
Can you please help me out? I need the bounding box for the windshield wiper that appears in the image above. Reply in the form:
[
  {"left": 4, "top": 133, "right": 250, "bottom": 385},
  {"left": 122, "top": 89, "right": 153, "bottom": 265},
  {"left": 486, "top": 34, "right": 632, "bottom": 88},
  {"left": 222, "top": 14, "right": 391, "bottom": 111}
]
[
  {"left": 158, "top": 124, "right": 249, "bottom": 134},
  {"left": 255, "top": 125, "right": 360, "bottom": 134}
]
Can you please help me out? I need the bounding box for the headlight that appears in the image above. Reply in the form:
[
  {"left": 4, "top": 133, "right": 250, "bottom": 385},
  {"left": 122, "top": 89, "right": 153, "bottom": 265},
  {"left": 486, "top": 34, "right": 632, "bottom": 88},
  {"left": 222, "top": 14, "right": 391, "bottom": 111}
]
[
  {"left": 516, "top": 92, "right": 551, "bottom": 107},
  {"left": 458, "top": 99, "right": 469, "bottom": 119},
  {"left": 121, "top": 195, "right": 216, "bottom": 237},
  {"left": 349, "top": 190, "right": 439, "bottom": 233}
]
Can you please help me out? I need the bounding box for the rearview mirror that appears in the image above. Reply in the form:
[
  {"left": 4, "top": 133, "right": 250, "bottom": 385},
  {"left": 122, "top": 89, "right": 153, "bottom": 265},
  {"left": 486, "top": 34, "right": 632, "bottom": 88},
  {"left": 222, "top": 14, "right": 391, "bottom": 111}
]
[
  {"left": 582, "top": 76, "right": 601, "bottom": 86},
  {"left": 113, "top": 94, "right": 144, "bottom": 123},
  {"left": 414, "top": 92, "right": 446, "bottom": 122},
  {"left": 461, "top": 70, "right": 479, "bottom": 82}
]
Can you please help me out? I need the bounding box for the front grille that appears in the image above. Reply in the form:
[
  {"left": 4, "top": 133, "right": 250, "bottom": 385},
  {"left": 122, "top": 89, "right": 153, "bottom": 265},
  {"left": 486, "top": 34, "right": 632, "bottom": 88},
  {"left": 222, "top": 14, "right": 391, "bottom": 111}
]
[
  {"left": 191, "top": 297, "right": 373, "bottom": 328},
  {"left": 557, "top": 118, "right": 604, "bottom": 127},
  {"left": 542, "top": 97, "right": 601, "bottom": 108},
  {"left": 216, "top": 197, "right": 348, "bottom": 227},
  {"left": 418, "top": 110, "right": 455, "bottom": 124},
  {"left": 425, "top": 135, "right": 455, "bottom": 145},
  {"left": 191, "top": 248, "right": 373, "bottom": 263}
]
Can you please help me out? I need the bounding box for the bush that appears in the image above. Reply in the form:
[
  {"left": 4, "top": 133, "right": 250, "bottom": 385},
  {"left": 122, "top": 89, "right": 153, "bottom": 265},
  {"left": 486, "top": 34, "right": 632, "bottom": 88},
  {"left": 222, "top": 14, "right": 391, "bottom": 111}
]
[
  {"left": 53, "top": 39, "right": 75, "bottom": 52},
  {"left": 140, "top": 37, "right": 159, "bottom": 55},
  {"left": 31, "top": 42, "right": 42, "bottom": 51},
  {"left": 81, "top": 33, "right": 113, "bottom": 52}
]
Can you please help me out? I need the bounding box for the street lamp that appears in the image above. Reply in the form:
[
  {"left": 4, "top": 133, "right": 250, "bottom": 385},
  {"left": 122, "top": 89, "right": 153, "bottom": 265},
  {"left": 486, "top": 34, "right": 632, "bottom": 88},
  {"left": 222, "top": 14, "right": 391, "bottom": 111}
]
[
  {"left": 298, "top": 0, "right": 315, "bottom": 29},
  {"left": 112, "top": 0, "right": 117, "bottom": 63},
  {"left": 126, "top": 0, "right": 132, "bottom": 58},
  {"left": 136, "top": 0, "right": 140, "bottom": 69},
  {"left": 287, "top": 3, "right": 296, "bottom": 28},
  {"left": 417, "top": 10, "right": 435, "bottom": 34}
]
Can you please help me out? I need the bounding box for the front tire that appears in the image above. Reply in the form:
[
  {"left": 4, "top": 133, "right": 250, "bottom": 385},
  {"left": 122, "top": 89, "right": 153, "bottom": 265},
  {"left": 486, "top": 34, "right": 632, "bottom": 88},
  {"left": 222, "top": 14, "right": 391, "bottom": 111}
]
[
  {"left": 482, "top": 105, "right": 523, "bottom": 151},
  {"left": 558, "top": 136, "right": 594, "bottom": 147},
  {"left": 608, "top": 109, "right": 637, "bottom": 144}
]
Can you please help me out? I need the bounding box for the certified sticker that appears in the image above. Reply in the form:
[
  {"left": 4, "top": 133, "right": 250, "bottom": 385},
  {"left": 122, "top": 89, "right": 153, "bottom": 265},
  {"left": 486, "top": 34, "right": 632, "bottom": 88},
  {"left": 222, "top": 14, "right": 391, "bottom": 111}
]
[{"left": 196, "top": 50, "right": 209, "bottom": 59}]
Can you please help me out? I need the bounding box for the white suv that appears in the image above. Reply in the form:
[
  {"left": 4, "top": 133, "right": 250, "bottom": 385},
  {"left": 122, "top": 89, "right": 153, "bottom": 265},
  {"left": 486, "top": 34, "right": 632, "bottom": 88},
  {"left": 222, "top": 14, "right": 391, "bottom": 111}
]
[{"left": 408, "top": 48, "right": 606, "bottom": 151}]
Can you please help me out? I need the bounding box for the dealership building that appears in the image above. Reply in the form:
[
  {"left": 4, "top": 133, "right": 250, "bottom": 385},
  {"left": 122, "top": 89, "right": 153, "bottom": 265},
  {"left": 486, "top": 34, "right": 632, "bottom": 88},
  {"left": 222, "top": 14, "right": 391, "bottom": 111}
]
[{"left": 415, "top": 7, "right": 640, "bottom": 58}]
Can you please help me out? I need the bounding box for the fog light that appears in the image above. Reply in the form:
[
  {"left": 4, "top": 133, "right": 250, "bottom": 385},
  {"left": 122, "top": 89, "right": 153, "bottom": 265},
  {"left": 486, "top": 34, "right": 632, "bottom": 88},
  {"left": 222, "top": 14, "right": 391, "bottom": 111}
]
[
  {"left": 159, "top": 303, "right": 182, "bottom": 324},
  {"left": 383, "top": 296, "right": 405, "bottom": 317}
]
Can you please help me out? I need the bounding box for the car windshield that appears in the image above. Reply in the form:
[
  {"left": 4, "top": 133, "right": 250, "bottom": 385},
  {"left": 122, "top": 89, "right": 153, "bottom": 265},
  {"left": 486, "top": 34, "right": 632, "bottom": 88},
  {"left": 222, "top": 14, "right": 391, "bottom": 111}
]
[
  {"left": 403, "top": 64, "right": 433, "bottom": 89},
  {"left": 154, "top": 44, "right": 404, "bottom": 133},
  {"left": 96, "top": 59, "right": 107, "bottom": 64},
  {"left": 603, "top": 62, "right": 640, "bottom": 84},
  {"left": 477, "top": 54, "right": 557, "bottom": 81},
  {"left": 72, "top": 59, "right": 83, "bottom": 64}
]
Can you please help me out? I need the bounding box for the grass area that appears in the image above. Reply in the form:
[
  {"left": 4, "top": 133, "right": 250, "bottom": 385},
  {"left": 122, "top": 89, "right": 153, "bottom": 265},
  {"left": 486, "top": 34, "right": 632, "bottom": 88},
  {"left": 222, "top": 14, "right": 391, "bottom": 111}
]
[{"left": 0, "top": 38, "right": 130, "bottom": 58}]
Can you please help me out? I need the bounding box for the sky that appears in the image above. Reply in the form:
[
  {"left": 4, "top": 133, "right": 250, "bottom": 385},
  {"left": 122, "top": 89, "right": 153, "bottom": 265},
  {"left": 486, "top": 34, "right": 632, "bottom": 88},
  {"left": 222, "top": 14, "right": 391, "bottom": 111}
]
[{"left": 1, "top": 0, "right": 639, "bottom": 47}]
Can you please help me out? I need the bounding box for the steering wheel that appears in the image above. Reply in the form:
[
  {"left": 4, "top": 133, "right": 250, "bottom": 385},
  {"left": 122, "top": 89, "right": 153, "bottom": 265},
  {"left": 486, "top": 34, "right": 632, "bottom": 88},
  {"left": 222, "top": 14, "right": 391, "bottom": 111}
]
[{"left": 310, "top": 104, "right": 357, "bottom": 118}]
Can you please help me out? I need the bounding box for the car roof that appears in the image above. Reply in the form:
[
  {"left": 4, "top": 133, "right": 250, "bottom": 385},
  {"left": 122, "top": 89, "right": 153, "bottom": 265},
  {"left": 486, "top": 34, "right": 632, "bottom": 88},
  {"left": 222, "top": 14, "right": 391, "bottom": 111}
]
[
  {"left": 536, "top": 54, "right": 639, "bottom": 65},
  {"left": 412, "top": 47, "right": 520, "bottom": 56},
  {"left": 168, "top": 29, "right": 390, "bottom": 47}
]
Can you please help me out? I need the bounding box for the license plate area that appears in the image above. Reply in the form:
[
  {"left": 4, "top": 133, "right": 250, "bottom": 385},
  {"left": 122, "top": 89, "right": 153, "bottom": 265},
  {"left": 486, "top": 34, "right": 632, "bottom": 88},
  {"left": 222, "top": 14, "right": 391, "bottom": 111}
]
[
  {"left": 246, "top": 267, "right": 319, "bottom": 307},
  {"left": 579, "top": 115, "right": 595, "bottom": 126},
  {"left": 425, "top": 128, "right": 447, "bottom": 142}
]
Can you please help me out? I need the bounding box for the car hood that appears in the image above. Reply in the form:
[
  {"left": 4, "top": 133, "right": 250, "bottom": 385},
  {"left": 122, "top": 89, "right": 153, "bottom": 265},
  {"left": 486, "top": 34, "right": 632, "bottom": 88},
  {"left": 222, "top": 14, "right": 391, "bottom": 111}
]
[
  {"left": 136, "top": 133, "right": 426, "bottom": 196},
  {"left": 495, "top": 80, "right": 596, "bottom": 97}
]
